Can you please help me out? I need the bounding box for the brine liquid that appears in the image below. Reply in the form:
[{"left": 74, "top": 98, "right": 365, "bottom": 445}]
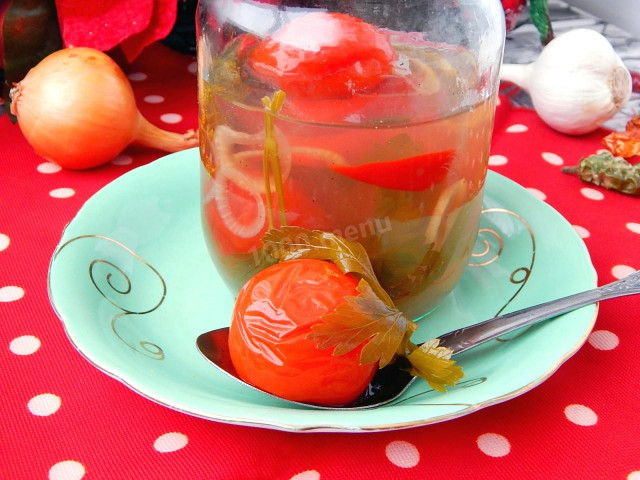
[{"left": 199, "top": 83, "right": 494, "bottom": 318}]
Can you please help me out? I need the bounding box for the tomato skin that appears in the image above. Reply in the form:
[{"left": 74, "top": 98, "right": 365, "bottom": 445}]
[
  {"left": 229, "top": 259, "right": 377, "bottom": 406},
  {"left": 247, "top": 12, "right": 395, "bottom": 98}
]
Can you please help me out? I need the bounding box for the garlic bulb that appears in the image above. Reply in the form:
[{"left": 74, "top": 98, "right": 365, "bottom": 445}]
[{"left": 500, "top": 29, "right": 632, "bottom": 135}]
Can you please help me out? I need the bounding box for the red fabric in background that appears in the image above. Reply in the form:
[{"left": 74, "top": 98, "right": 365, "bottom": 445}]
[
  {"left": 1, "top": 44, "right": 639, "bottom": 479},
  {"left": 55, "top": 0, "right": 178, "bottom": 61},
  {"left": 119, "top": 0, "right": 179, "bottom": 62},
  {"left": 55, "top": 0, "right": 154, "bottom": 51}
]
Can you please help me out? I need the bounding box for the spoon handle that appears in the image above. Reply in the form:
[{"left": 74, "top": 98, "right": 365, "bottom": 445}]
[{"left": 439, "top": 270, "right": 640, "bottom": 355}]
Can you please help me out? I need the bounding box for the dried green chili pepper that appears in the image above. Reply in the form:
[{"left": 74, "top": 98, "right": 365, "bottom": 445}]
[{"left": 562, "top": 151, "right": 640, "bottom": 196}]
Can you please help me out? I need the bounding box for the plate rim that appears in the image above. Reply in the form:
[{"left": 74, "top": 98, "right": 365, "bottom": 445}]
[{"left": 47, "top": 149, "right": 598, "bottom": 433}]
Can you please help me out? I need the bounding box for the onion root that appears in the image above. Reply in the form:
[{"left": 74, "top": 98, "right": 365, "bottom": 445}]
[{"left": 133, "top": 113, "right": 198, "bottom": 152}]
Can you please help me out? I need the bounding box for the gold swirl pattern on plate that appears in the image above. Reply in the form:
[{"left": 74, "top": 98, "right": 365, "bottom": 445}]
[
  {"left": 54, "top": 235, "right": 166, "bottom": 360},
  {"left": 468, "top": 228, "right": 504, "bottom": 267},
  {"left": 468, "top": 208, "right": 537, "bottom": 342}
]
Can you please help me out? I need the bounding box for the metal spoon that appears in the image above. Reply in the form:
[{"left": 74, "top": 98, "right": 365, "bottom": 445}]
[{"left": 197, "top": 269, "right": 640, "bottom": 410}]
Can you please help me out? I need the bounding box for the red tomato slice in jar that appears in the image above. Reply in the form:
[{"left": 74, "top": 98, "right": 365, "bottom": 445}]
[
  {"left": 247, "top": 12, "right": 395, "bottom": 98},
  {"left": 330, "top": 149, "right": 456, "bottom": 191},
  {"left": 229, "top": 258, "right": 378, "bottom": 406}
]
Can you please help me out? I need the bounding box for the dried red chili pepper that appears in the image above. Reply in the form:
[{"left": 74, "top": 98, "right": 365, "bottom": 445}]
[{"left": 603, "top": 115, "right": 640, "bottom": 158}]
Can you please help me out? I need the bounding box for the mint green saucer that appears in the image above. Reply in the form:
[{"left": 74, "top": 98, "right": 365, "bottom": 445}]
[{"left": 48, "top": 148, "right": 597, "bottom": 432}]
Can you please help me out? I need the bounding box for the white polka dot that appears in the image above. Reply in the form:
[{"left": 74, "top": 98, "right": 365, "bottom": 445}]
[
  {"left": 572, "top": 225, "right": 590, "bottom": 238},
  {"left": 506, "top": 124, "right": 528, "bottom": 133},
  {"left": 49, "top": 460, "right": 85, "bottom": 480},
  {"left": 564, "top": 404, "right": 598, "bottom": 426},
  {"left": 580, "top": 187, "right": 604, "bottom": 200},
  {"left": 111, "top": 155, "right": 133, "bottom": 166},
  {"left": 154, "top": 432, "right": 188, "bottom": 452},
  {"left": 290, "top": 471, "right": 320, "bottom": 480},
  {"left": 187, "top": 61, "right": 197, "bottom": 74},
  {"left": 628, "top": 472, "right": 640, "bottom": 480},
  {"left": 143, "top": 95, "right": 165, "bottom": 104},
  {"left": 28, "top": 393, "right": 61, "bottom": 416},
  {"left": 10, "top": 335, "right": 41, "bottom": 355},
  {"left": 496, "top": 96, "right": 501, "bottom": 106},
  {"left": 626, "top": 222, "right": 640, "bottom": 234},
  {"left": 49, "top": 188, "right": 75, "bottom": 198},
  {"left": 127, "top": 72, "right": 147, "bottom": 81},
  {"left": 37, "top": 162, "right": 62, "bottom": 173},
  {"left": 477, "top": 433, "right": 511, "bottom": 457},
  {"left": 385, "top": 440, "right": 420, "bottom": 468},
  {"left": 0, "top": 233, "right": 9, "bottom": 252},
  {"left": 541, "top": 152, "right": 564, "bottom": 165},
  {"left": 588, "top": 330, "right": 619, "bottom": 350},
  {"left": 526, "top": 188, "right": 547, "bottom": 201},
  {"left": 489, "top": 155, "right": 508, "bottom": 166},
  {"left": 160, "top": 113, "right": 183, "bottom": 124},
  {"left": 612, "top": 264, "right": 635, "bottom": 279},
  {"left": 0, "top": 286, "right": 24, "bottom": 302}
]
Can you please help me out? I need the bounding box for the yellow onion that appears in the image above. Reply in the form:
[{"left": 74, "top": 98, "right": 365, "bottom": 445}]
[{"left": 10, "top": 47, "right": 198, "bottom": 169}]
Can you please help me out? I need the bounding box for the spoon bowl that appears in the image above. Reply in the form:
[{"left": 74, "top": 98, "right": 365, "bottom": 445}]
[
  {"left": 196, "top": 328, "right": 415, "bottom": 409},
  {"left": 197, "top": 270, "right": 640, "bottom": 409}
]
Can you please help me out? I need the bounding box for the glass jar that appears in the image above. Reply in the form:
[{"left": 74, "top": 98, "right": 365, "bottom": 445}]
[{"left": 197, "top": 0, "right": 505, "bottom": 319}]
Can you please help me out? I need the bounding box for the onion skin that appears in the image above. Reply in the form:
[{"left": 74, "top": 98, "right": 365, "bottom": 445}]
[{"left": 10, "top": 47, "right": 198, "bottom": 170}]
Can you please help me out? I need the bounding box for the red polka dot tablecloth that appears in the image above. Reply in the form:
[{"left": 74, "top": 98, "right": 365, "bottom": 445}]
[{"left": 1, "top": 43, "right": 640, "bottom": 480}]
